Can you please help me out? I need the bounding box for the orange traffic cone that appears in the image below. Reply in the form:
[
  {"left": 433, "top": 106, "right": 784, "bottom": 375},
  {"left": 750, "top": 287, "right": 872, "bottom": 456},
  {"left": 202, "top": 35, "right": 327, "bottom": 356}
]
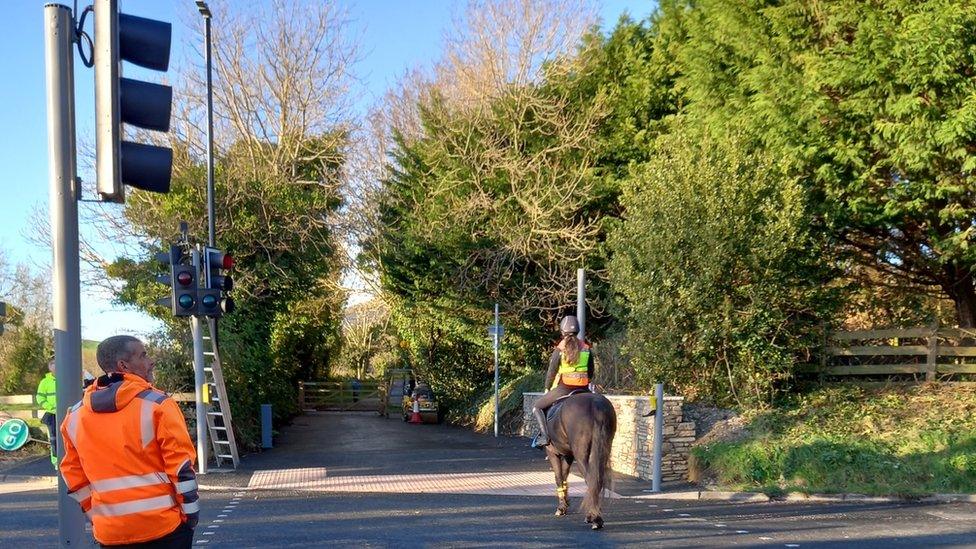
[{"left": 408, "top": 398, "right": 423, "bottom": 424}]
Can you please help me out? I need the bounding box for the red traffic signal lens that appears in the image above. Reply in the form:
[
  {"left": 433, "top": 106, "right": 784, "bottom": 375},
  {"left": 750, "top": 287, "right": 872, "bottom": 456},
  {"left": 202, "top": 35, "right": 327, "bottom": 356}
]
[
  {"left": 221, "top": 254, "right": 234, "bottom": 269},
  {"left": 176, "top": 271, "right": 193, "bottom": 286}
]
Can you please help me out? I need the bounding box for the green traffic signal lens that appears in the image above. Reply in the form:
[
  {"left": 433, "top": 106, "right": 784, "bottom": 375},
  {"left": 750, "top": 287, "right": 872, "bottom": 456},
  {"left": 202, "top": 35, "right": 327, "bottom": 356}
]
[
  {"left": 178, "top": 294, "right": 195, "bottom": 309},
  {"left": 202, "top": 294, "right": 217, "bottom": 308}
]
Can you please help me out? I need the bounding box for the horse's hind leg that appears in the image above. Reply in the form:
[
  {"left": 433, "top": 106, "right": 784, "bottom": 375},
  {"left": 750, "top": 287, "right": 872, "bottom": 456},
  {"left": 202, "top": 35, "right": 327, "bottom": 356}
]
[{"left": 547, "top": 451, "right": 570, "bottom": 516}]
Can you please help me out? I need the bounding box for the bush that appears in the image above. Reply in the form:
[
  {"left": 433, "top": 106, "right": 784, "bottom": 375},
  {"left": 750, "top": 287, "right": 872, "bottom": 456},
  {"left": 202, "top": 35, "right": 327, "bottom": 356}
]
[
  {"left": 609, "top": 128, "right": 838, "bottom": 405},
  {"left": 0, "top": 325, "right": 50, "bottom": 395}
]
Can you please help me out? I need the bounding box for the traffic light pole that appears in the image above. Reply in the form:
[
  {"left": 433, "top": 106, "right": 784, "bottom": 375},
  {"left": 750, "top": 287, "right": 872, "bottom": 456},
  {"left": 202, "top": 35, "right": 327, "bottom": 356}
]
[
  {"left": 493, "top": 303, "right": 500, "bottom": 438},
  {"left": 203, "top": 13, "right": 216, "bottom": 247},
  {"left": 190, "top": 249, "right": 209, "bottom": 474},
  {"left": 577, "top": 268, "right": 586, "bottom": 341},
  {"left": 45, "top": 3, "right": 86, "bottom": 546}
]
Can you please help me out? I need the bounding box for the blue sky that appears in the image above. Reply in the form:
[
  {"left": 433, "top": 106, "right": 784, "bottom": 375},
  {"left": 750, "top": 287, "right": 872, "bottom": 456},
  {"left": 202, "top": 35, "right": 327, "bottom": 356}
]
[{"left": 1, "top": 0, "right": 654, "bottom": 341}]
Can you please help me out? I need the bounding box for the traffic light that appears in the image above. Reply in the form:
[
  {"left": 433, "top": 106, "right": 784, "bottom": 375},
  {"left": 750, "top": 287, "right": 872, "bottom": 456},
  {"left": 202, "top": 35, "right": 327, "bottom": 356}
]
[
  {"left": 202, "top": 247, "right": 235, "bottom": 317},
  {"left": 94, "top": 0, "right": 173, "bottom": 203},
  {"left": 155, "top": 245, "right": 197, "bottom": 317},
  {"left": 0, "top": 302, "right": 6, "bottom": 336}
]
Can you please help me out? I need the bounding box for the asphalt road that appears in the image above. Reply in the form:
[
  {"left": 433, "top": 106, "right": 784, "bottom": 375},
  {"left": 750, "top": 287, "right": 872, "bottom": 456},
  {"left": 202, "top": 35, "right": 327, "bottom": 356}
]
[{"left": 2, "top": 412, "right": 975, "bottom": 547}]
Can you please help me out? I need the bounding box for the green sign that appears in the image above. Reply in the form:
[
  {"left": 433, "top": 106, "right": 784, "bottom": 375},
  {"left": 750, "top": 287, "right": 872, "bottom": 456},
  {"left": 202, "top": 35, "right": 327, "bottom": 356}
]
[{"left": 0, "top": 418, "right": 29, "bottom": 451}]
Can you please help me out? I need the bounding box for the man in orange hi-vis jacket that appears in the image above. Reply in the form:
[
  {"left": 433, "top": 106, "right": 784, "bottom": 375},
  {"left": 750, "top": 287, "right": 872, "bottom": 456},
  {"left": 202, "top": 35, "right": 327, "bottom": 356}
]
[{"left": 60, "top": 335, "right": 199, "bottom": 547}]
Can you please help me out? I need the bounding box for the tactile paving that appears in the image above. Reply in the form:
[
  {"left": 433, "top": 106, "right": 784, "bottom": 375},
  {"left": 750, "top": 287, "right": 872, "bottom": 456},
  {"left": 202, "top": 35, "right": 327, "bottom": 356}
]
[{"left": 247, "top": 467, "right": 619, "bottom": 498}]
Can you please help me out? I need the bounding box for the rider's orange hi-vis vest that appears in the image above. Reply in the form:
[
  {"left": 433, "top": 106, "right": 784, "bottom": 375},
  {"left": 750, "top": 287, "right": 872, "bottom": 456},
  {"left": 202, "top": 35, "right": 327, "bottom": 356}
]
[
  {"left": 552, "top": 347, "right": 591, "bottom": 389},
  {"left": 60, "top": 373, "right": 199, "bottom": 546}
]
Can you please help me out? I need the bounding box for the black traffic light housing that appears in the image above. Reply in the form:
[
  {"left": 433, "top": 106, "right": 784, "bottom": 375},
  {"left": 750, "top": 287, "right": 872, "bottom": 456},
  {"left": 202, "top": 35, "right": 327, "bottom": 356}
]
[
  {"left": 155, "top": 245, "right": 197, "bottom": 317},
  {"left": 203, "top": 247, "right": 235, "bottom": 317},
  {"left": 95, "top": 0, "right": 173, "bottom": 203}
]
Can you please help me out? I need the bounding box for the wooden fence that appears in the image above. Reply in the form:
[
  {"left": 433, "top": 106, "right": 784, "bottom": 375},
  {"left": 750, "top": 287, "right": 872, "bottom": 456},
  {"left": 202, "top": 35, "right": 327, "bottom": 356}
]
[
  {"left": 0, "top": 392, "right": 195, "bottom": 421},
  {"left": 799, "top": 324, "right": 976, "bottom": 380},
  {"left": 298, "top": 380, "right": 383, "bottom": 412}
]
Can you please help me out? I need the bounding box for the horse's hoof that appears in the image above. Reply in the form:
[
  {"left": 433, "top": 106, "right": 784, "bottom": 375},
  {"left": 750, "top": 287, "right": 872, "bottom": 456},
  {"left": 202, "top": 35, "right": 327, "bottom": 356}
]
[
  {"left": 591, "top": 518, "right": 604, "bottom": 530},
  {"left": 584, "top": 515, "right": 592, "bottom": 524},
  {"left": 554, "top": 508, "right": 566, "bottom": 517}
]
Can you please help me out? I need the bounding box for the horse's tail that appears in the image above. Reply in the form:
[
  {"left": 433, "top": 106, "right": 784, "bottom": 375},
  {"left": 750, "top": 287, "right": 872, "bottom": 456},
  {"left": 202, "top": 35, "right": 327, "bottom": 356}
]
[{"left": 581, "top": 396, "right": 616, "bottom": 520}]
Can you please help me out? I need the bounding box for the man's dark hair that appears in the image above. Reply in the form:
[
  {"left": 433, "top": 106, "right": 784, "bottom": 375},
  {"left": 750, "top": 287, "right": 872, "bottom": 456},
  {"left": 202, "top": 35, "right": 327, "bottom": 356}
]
[{"left": 96, "top": 335, "right": 141, "bottom": 374}]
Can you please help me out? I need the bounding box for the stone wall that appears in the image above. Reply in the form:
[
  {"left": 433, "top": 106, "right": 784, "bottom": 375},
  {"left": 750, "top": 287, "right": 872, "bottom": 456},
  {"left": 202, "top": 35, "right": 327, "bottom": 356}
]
[{"left": 523, "top": 393, "right": 695, "bottom": 482}]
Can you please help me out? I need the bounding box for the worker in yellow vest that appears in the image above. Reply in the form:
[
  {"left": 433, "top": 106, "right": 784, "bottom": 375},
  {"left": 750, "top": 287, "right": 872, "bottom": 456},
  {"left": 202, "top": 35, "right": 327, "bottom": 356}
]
[
  {"left": 532, "top": 315, "right": 594, "bottom": 447},
  {"left": 35, "top": 359, "right": 58, "bottom": 468}
]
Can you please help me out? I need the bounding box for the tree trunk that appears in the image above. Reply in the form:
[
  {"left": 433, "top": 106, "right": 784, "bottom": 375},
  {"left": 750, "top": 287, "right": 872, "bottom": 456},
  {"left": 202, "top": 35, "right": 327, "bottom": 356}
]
[{"left": 943, "top": 265, "right": 976, "bottom": 328}]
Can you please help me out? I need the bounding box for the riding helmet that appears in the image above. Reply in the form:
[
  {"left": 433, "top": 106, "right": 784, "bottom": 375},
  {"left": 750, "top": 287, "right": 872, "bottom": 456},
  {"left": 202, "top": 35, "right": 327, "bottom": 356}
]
[{"left": 559, "top": 315, "right": 580, "bottom": 335}]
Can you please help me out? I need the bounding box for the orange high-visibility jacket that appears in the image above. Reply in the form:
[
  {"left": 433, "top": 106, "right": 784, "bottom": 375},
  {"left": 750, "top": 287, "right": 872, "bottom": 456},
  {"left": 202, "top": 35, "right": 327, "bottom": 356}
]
[{"left": 60, "top": 373, "right": 199, "bottom": 546}]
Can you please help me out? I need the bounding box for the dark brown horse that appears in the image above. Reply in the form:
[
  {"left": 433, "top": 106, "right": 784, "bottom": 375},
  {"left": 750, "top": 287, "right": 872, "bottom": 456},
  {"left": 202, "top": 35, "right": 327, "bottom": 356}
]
[{"left": 542, "top": 391, "right": 617, "bottom": 529}]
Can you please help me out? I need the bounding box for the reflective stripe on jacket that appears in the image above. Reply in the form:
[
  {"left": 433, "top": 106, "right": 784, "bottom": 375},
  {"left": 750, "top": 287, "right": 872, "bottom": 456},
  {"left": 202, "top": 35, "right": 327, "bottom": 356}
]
[
  {"left": 36, "top": 373, "right": 57, "bottom": 414},
  {"left": 59, "top": 373, "right": 198, "bottom": 545},
  {"left": 552, "top": 349, "right": 590, "bottom": 389}
]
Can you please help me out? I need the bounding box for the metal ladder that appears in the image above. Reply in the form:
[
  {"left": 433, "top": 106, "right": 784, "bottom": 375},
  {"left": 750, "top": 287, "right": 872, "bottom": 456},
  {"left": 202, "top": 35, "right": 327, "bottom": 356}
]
[{"left": 202, "top": 317, "right": 240, "bottom": 469}]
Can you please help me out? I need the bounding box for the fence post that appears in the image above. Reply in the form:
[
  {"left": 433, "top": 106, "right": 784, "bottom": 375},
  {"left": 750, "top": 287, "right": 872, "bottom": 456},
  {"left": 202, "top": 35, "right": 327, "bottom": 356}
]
[
  {"left": 819, "top": 322, "right": 828, "bottom": 382},
  {"left": 926, "top": 319, "right": 939, "bottom": 382},
  {"left": 298, "top": 381, "right": 305, "bottom": 411}
]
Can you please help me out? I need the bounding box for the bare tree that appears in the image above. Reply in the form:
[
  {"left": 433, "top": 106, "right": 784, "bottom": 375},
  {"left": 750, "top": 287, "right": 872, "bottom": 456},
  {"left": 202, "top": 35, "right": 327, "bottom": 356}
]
[
  {"left": 347, "top": 0, "right": 601, "bottom": 318},
  {"left": 338, "top": 298, "right": 391, "bottom": 379},
  {"left": 178, "top": 0, "right": 358, "bottom": 178},
  {"left": 438, "top": 0, "right": 598, "bottom": 106},
  {"left": 0, "top": 247, "right": 53, "bottom": 329}
]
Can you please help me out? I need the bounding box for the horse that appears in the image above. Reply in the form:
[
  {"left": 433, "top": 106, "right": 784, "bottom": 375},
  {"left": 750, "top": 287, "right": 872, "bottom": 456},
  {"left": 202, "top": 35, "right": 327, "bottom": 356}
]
[{"left": 541, "top": 391, "right": 617, "bottom": 529}]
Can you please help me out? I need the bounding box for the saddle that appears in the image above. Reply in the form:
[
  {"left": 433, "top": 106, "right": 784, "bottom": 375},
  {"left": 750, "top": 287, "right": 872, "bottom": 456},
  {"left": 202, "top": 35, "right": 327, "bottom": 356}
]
[{"left": 545, "top": 388, "right": 590, "bottom": 421}]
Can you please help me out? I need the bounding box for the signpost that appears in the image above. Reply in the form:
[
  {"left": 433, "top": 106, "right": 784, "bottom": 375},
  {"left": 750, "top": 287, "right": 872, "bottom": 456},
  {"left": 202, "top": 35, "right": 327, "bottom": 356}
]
[{"left": 488, "top": 304, "right": 503, "bottom": 438}]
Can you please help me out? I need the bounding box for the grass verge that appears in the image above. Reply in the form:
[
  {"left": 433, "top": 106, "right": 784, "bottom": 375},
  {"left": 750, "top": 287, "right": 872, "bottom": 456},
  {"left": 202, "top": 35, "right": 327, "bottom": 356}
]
[
  {"left": 473, "top": 371, "right": 544, "bottom": 434},
  {"left": 691, "top": 384, "right": 976, "bottom": 497}
]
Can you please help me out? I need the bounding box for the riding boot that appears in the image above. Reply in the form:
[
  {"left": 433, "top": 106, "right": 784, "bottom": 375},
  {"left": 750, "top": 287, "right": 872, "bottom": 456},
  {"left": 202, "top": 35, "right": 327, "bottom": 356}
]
[{"left": 532, "top": 407, "right": 550, "bottom": 447}]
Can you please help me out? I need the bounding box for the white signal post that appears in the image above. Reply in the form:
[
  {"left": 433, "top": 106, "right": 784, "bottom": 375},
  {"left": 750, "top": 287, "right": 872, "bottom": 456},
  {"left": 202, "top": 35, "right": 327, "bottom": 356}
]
[{"left": 488, "top": 305, "right": 504, "bottom": 438}]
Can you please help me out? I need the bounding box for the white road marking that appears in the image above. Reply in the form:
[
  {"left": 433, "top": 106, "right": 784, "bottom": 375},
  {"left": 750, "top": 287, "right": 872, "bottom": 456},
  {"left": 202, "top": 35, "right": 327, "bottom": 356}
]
[
  {"left": 736, "top": 530, "right": 749, "bottom": 534},
  {"left": 714, "top": 524, "right": 726, "bottom": 527},
  {"left": 678, "top": 513, "right": 691, "bottom": 517}
]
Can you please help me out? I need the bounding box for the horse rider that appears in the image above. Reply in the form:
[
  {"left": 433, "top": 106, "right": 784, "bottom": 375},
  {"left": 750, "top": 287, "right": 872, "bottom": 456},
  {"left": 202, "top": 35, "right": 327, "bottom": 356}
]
[{"left": 532, "top": 315, "right": 594, "bottom": 447}]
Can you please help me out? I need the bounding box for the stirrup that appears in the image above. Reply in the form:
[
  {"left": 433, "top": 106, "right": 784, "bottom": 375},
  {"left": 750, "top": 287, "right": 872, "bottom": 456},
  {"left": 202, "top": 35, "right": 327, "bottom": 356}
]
[{"left": 532, "top": 433, "right": 550, "bottom": 448}]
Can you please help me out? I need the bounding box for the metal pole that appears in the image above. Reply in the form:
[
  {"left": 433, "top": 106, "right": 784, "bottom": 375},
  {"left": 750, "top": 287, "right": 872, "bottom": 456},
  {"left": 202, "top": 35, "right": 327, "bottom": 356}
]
[
  {"left": 190, "top": 250, "right": 208, "bottom": 474},
  {"left": 204, "top": 14, "right": 216, "bottom": 247},
  {"left": 46, "top": 4, "right": 86, "bottom": 546},
  {"left": 261, "top": 404, "right": 273, "bottom": 448},
  {"left": 493, "top": 303, "right": 500, "bottom": 438},
  {"left": 652, "top": 383, "right": 664, "bottom": 492},
  {"left": 576, "top": 268, "right": 585, "bottom": 341}
]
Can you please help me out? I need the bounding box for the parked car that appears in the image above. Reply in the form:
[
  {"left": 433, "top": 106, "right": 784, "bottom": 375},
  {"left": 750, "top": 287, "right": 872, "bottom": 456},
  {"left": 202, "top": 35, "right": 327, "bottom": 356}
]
[{"left": 402, "top": 381, "right": 441, "bottom": 423}]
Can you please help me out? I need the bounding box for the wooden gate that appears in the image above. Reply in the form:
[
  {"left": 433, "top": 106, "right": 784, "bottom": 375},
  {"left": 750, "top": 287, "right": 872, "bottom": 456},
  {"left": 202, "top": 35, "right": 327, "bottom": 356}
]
[{"left": 299, "top": 380, "right": 383, "bottom": 412}]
